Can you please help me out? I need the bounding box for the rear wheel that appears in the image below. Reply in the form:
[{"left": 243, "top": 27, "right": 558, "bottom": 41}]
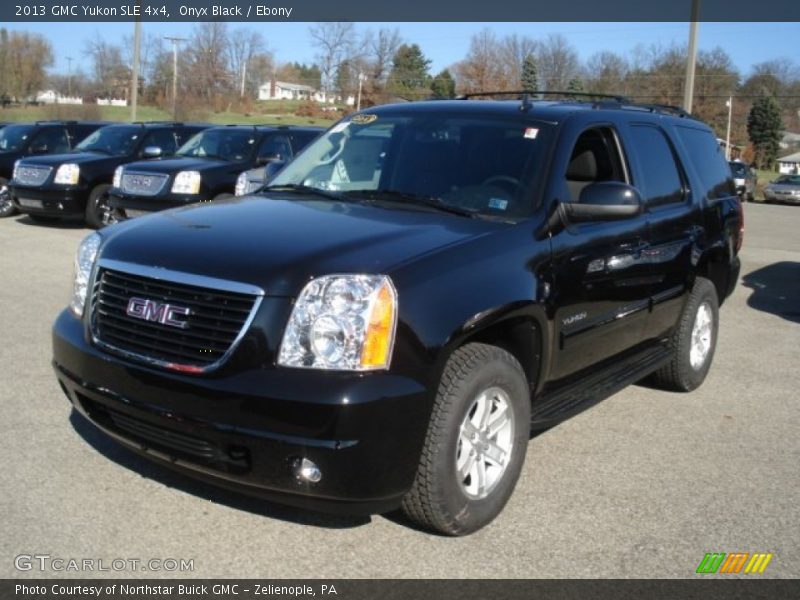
[
  {"left": 651, "top": 277, "right": 719, "bottom": 392},
  {"left": 0, "top": 177, "right": 16, "bottom": 218},
  {"left": 85, "top": 184, "right": 112, "bottom": 229},
  {"left": 401, "top": 343, "right": 530, "bottom": 536}
]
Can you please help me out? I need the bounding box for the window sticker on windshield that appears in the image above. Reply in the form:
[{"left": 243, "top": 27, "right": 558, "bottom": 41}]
[
  {"left": 524, "top": 127, "right": 539, "bottom": 139},
  {"left": 350, "top": 114, "right": 378, "bottom": 124},
  {"left": 330, "top": 122, "right": 349, "bottom": 133},
  {"left": 488, "top": 198, "right": 508, "bottom": 211}
]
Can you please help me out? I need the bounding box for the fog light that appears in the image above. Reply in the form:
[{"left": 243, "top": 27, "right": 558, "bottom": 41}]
[{"left": 292, "top": 457, "right": 322, "bottom": 483}]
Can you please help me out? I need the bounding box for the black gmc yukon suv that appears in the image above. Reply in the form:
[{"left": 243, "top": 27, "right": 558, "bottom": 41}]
[
  {"left": 52, "top": 96, "right": 743, "bottom": 535},
  {"left": 0, "top": 120, "right": 108, "bottom": 218},
  {"left": 105, "top": 125, "right": 322, "bottom": 223},
  {"left": 9, "top": 122, "right": 208, "bottom": 228}
]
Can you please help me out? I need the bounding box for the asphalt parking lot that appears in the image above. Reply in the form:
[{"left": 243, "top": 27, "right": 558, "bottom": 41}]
[{"left": 1, "top": 203, "right": 798, "bottom": 579}]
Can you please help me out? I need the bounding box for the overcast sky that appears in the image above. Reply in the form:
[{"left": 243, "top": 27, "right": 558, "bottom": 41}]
[{"left": 5, "top": 21, "right": 799, "bottom": 77}]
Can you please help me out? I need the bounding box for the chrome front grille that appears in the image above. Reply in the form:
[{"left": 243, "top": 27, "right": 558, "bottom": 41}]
[
  {"left": 120, "top": 172, "right": 169, "bottom": 196},
  {"left": 90, "top": 262, "right": 262, "bottom": 372},
  {"left": 14, "top": 165, "right": 52, "bottom": 186}
]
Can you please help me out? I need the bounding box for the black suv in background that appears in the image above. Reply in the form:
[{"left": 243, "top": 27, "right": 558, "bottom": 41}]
[
  {"left": 53, "top": 96, "right": 743, "bottom": 535},
  {"left": 0, "top": 120, "right": 107, "bottom": 218},
  {"left": 106, "top": 125, "right": 322, "bottom": 223},
  {"left": 9, "top": 122, "right": 208, "bottom": 227}
]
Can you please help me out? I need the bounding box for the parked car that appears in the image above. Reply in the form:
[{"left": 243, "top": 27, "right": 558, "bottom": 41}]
[
  {"left": 0, "top": 120, "right": 108, "bottom": 218},
  {"left": 9, "top": 122, "right": 209, "bottom": 227},
  {"left": 106, "top": 125, "right": 324, "bottom": 223},
  {"left": 233, "top": 127, "right": 323, "bottom": 196},
  {"left": 728, "top": 160, "right": 757, "bottom": 201},
  {"left": 52, "top": 96, "right": 742, "bottom": 536},
  {"left": 763, "top": 174, "right": 800, "bottom": 204}
]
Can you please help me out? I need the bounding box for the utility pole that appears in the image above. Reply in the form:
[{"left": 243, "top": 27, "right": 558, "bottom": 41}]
[
  {"left": 66, "top": 56, "right": 73, "bottom": 96},
  {"left": 130, "top": 18, "right": 141, "bottom": 121},
  {"left": 356, "top": 71, "right": 365, "bottom": 111},
  {"left": 725, "top": 96, "right": 733, "bottom": 160},
  {"left": 164, "top": 36, "right": 187, "bottom": 119},
  {"left": 682, "top": 0, "right": 700, "bottom": 113},
  {"left": 240, "top": 60, "right": 247, "bottom": 98}
]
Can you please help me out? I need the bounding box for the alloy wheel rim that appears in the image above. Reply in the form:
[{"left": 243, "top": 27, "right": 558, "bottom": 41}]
[
  {"left": 456, "top": 386, "right": 515, "bottom": 500},
  {"left": 690, "top": 302, "right": 713, "bottom": 370},
  {"left": 0, "top": 185, "right": 10, "bottom": 211}
]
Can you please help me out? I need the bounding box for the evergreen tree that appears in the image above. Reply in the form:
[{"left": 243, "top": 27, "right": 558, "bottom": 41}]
[
  {"left": 747, "top": 95, "right": 783, "bottom": 169},
  {"left": 388, "top": 44, "right": 431, "bottom": 99},
  {"left": 430, "top": 69, "right": 456, "bottom": 99},
  {"left": 521, "top": 54, "right": 539, "bottom": 92},
  {"left": 566, "top": 77, "right": 585, "bottom": 97}
]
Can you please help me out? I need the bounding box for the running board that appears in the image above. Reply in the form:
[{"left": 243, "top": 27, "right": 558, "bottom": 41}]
[{"left": 531, "top": 344, "right": 671, "bottom": 425}]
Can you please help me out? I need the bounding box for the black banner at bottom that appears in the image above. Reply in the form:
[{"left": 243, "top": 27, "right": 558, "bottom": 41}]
[{"left": 4, "top": 579, "right": 800, "bottom": 600}]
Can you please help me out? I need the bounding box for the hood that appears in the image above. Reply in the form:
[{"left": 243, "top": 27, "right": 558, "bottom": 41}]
[
  {"left": 99, "top": 195, "right": 503, "bottom": 296},
  {"left": 18, "top": 151, "right": 121, "bottom": 168},
  {"left": 122, "top": 156, "right": 244, "bottom": 174}
]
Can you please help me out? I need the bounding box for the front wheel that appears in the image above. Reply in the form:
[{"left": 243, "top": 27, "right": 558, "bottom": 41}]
[
  {"left": 85, "top": 184, "right": 112, "bottom": 229},
  {"left": 0, "top": 177, "right": 16, "bottom": 218},
  {"left": 651, "top": 277, "right": 719, "bottom": 392},
  {"left": 401, "top": 343, "right": 530, "bottom": 536}
]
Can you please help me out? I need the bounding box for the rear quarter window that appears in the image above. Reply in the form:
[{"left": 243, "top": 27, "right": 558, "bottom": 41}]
[{"left": 675, "top": 126, "right": 736, "bottom": 200}]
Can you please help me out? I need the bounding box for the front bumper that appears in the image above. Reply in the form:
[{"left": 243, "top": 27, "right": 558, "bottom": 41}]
[
  {"left": 764, "top": 191, "right": 800, "bottom": 204},
  {"left": 109, "top": 191, "right": 210, "bottom": 219},
  {"left": 53, "top": 309, "right": 432, "bottom": 514},
  {"left": 10, "top": 184, "right": 88, "bottom": 217}
]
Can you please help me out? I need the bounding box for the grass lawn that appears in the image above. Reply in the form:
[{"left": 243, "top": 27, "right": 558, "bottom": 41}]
[{"left": 0, "top": 104, "right": 336, "bottom": 127}]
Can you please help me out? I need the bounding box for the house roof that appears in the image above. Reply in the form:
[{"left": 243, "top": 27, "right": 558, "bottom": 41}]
[{"left": 778, "top": 151, "right": 800, "bottom": 163}]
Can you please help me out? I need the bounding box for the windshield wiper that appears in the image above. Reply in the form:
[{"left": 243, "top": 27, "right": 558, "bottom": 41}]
[
  {"left": 348, "top": 189, "right": 481, "bottom": 218},
  {"left": 261, "top": 184, "right": 350, "bottom": 202}
]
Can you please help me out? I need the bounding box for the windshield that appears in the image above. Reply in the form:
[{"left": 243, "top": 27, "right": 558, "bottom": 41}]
[
  {"left": 0, "top": 124, "right": 34, "bottom": 152},
  {"left": 269, "top": 113, "right": 553, "bottom": 220},
  {"left": 75, "top": 125, "right": 142, "bottom": 156},
  {"left": 176, "top": 129, "right": 257, "bottom": 161},
  {"left": 775, "top": 175, "right": 800, "bottom": 185},
  {"left": 729, "top": 162, "right": 747, "bottom": 176}
]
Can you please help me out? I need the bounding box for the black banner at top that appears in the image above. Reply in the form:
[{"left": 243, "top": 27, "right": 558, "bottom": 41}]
[{"left": 3, "top": 0, "right": 800, "bottom": 22}]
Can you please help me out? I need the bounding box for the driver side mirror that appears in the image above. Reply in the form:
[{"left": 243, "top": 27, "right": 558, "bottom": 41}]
[
  {"left": 142, "top": 146, "right": 163, "bottom": 158},
  {"left": 540, "top": 182, "right": 643, "bottom": 237}
]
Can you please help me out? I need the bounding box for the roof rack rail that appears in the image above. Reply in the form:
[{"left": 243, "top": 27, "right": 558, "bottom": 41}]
[
  {"left": 131, "top": 120, "right": 184, "bottom": 126},
  {"left": 457, "top": 90, "right": 630, "bottom": 103},
  {"left": 622, "top": 102, "right": 693, "bottom": 119},
  {"left": 34, "top": 119, "right": 78, "bottom": 125}
]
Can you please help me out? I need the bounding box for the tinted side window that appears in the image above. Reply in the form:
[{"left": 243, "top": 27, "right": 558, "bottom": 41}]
[
  {"left": 289, "top": 131, "right": 320, "bottom": 154},
  {"left": 32, "top": 127, "right": 70, "bottom": 154},
  {"left": 258, "top": 134, "right": 292, "bottom": 160},
  {"left": 630, "top": 125, "right": 684, "bottom": 208},
  {"left": 143, "top": 130, "right": 178, "bottom": 155},
  {"left": 676, "top": 125, "right": 736, "bottom": 199}
]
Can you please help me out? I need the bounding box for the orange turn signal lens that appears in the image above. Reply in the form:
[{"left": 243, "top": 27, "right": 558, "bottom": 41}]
[{"left": 360, "top": 280, "right": 397, "bottom": 369}]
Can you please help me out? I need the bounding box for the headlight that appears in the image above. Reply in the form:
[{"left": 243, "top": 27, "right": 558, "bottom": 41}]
[
  {"left": 54, "top": 163, "right": 80, "bottom": 185},
  {"left": 112, "top": 166, "right": 123, "bottom": 189},
  {"left": 12, "top": 160, "right": 20, "bottom": 180},
  {"left": 69, "top": 232, "right": 102, "bottom": 317},
  {"left": 171, "top": 170, "right": 201, "bottom": 194},
  {"left": 234, "top": 171, "right": 248, "bottom": 196},
  {"left": 278, "top": 274, "right": 398, "bottom": 371}
]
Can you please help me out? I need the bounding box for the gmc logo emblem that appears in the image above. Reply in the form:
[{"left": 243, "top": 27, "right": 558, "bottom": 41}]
[{"left": 125, "top": 297, "right": 191, "bottom": 329}]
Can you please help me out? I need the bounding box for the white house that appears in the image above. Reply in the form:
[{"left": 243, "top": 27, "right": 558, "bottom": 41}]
[
  {"left": 777, "top": 151, "right": 800, "bottom": 175},
  {"left": 258, "top": 81, "right": 316, "bottom": 101},
  {"left": 34, "top": 90, "right": 83, "bottom": 105}
]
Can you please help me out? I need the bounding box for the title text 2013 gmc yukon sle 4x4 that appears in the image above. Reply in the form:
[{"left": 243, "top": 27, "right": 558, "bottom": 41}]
[{"left": 52, "top": 97, "right": 743, "bottom": 535}]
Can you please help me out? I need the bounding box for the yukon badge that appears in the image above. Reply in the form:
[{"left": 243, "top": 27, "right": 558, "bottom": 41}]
[
  {"left": 126, "top": 297, "right": 191, "bottom": 329},
  {"left": 562, "top": 311, "right": 587, "bottom": 327}
]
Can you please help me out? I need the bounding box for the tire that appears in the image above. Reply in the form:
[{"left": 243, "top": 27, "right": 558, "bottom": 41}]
[
  {"left": 650, "top": 277, "right": 719, "bottom": 392},
  {"left": 0, "top": 176, "right": 16, "bottom": 218},
  {"left": 401, "top": 343, "right": 530, "bottom": 536},
  {"left": 85, "top": 184, "right": 112, "bottom": 229}
]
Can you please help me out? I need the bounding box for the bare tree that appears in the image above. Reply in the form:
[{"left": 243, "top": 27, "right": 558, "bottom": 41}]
[
  {"left": 537, "top": 34, "right": 580, "bottom": 91},
  {"left": 309, "top": 22, "right": 355, "bottom": 92},
  {"left": 1, "top": 29, "right": 53, "bottom": 100},
  {"left": 228, "top": 29, "right": 267, "bottom": 97},
  {"left": 184, "top": 22, "right": 232, "bottom": 101},
  {"left": 498, "top": 34, "right": 537, "bottom": 89},
  {"left": 453, "top": 29, "right": 506, "bottom": 93},
  {"left": 365, "top": 28, "right": 402, "bottom": 85},
  {"left": 585, "top": 51, "right": 629, "bottom": 95}
]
